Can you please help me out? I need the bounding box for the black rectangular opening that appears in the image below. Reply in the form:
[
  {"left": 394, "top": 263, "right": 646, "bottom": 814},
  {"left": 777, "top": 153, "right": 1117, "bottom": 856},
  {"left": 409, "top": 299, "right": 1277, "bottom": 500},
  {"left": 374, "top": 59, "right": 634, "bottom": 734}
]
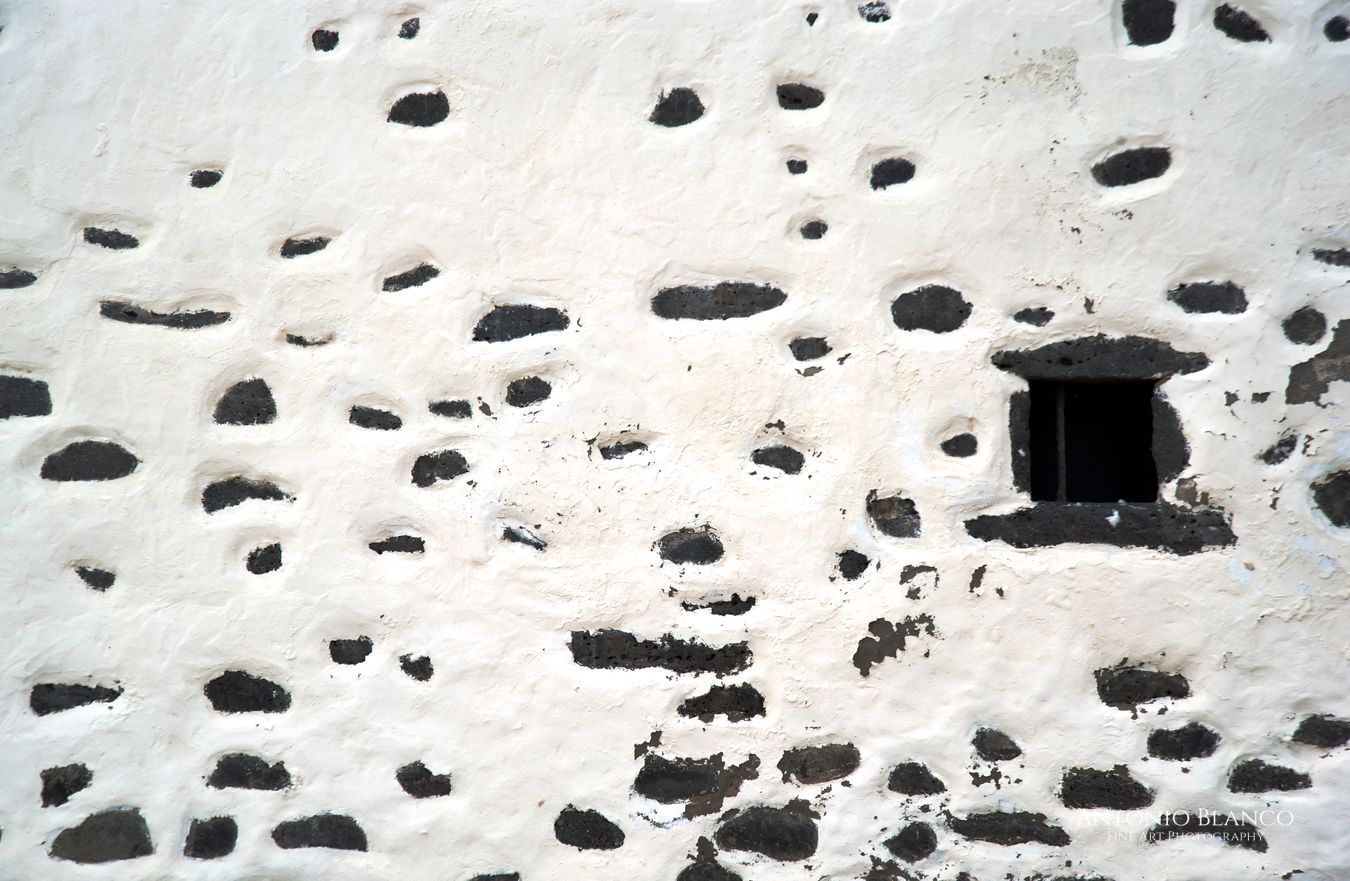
[{"left": 1028, "top": 380, "right": 1159, "bottom": 502}]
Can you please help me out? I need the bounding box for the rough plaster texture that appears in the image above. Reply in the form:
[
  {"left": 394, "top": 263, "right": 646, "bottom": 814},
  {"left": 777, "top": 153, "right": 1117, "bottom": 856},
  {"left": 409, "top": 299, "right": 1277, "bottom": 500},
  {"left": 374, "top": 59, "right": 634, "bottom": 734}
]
[{"left": 1, "top": 0, "right": 1349, "bottom": 879}]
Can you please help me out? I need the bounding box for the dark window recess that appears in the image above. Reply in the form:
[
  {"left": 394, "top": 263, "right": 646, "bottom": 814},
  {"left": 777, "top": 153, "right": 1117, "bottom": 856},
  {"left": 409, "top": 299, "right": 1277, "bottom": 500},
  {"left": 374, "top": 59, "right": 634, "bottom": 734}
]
[{"left": 1028, "top": 380, "right": 1158, "bottom": 502}]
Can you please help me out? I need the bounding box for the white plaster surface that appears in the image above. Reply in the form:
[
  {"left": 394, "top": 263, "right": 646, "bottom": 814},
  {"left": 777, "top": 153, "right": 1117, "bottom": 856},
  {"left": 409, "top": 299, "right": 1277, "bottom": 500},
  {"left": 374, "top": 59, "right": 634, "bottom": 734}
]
[{"left": 1, "top": 0, "right": 1348, "bottom": 879}]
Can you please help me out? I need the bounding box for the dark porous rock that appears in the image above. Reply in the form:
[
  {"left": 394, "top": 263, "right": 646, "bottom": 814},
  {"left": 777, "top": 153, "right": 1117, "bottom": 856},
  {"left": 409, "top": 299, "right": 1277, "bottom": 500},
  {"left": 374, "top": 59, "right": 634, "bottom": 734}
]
[
  {"left": 101, "top": 300, "right": 231, "bottom": 328},
  {"left": 866, "top": 491, "right": 921, "bottom": 538},
  {"left": 1282, "top": 306, "right": 1327, "bottom": 345},
  {"left": 505, "top": 376, "right": 551, "bottom": 408},
  {"left": 940, "top": 433, "right": 977, "bottom": 457},
  {"left": 279, "top": 235, "right": 330, "bottom": 258},
  {"left": 41, "top": 763, "right": 93, "bottom": 807},
  {"left": 0, "top": 266, "right": 39, "bottom": 288},
  {"left": 650, "top": 87, "right": 705, "bottom": 127},
  {"left": 837, "top": 549, "right": 870, "bottom": 580},
  {"left": 330, "top": 636, "right": 373, "bottom": 664},
  {"left": 635, "top": 754, "right": 726, "bottom": 803},
  {"left": 852, "top": 615, "right": 936, "bottom": 677},
  {"left": 246, "top": 543, "right": 282, "bottom": 574},
  {"left": 369, "top": 534, "right": 424, "bottom": 554},
  {"left": 75, "top": 566, "right": 115, "bottom": 591},
  {"left": 777, "top": 743, "right": 860, "bottom": 784},
  {"left": 752, "top": 444, "right": 804, "bottom": 474},
  {"left": 600, "top": 439, "right": 647, "bottom": 459},
  {"left": 680, "top": 594, "right": 755, "bottom": 616},
  {"left": 412, "top": 449, "right": 469, "bottom": 486},
  {"left": 993, "top": 334, "right": 1207, "bottom": 380},
  {"left": 202, "top": 476, "right": 293, "bottom": 513},
  {"left": 50, "top": 808, "right": 153, "bottom": 863},
  {"left": 1167, "top": 281, "right": 1247, "bottom": 314},
  {"left": 1146, "top": 810, "right": 1266, "bottom": 851},
  {"left": 870, "top": 157, "right": 914, "bottom": 190},
  {"left": 399, "top": 17, "right": 420, "bottom": 38},
  {"left": 1091, "top": 146, "right": 1171, "bottom": 187},
  {"left": 890, "top": 285, "right": 971, "bottom": 333},
  {"left": 350, "top": 405, "right": 402, "bottom": 430},
  {"left": 554, "top": 805, "right": 624, "bottom": 850},
  {"left": 776, "top": 83, "right": 825, "bottom": 110},
  {"left": 272, "top": 813, "right": 367, "bottom": 850},
  {"left": 858, "top": 1, "right": 892, "bottom": 23},
  {"left": 1313, "top": 247, "right": 1350, "bottom": 266},
  {"left": 0, "top": 374, "right": 51, "bottom": 419},
  {"left": 657, "top": 526, "right": 724, "bottom": 564},
  {"left": 972, "top": 728, "right": 1022, "bottom": 762},
  {"left": 789, "top": 336, "right": 830, "bottom": 360},
  {"left": 189, "top": 169, "right": 222, "bottom": 188},
  {"left": 204, "top": 670, "right": 291, "bottom": 713},
  {"left": 83, "top": 227, "right": 139, "bottom": 249},
  {"left": 1213, "top": 3, "right": 1270, "bottom": 41},
  {"left": 677, "top": 857, "right": 742, "bottom": 881},
  {"left": 311, "top": 29, "right": 338, "bottom": 51},
  {"left": 1061, "top": 765, "right": 1154, "bottom": 809},
  {"left": 965, "top": 502, "right": 1234, "bottom": 556},
  {"left": 397, "top": 760, "right": 453, "bottom": 798},
  {"left": 1095, "top": 663, "right": 1189, "bottom": 710},
  {"left": 473, "top": 303, "right": 570, "bottom": 342},
  {"left": 678, "top": 684, "right": 766, "bottom": 722},
  {"left": 1293, "top": 714, "right": 1350, "bottom": 749},
  {"left": 207, "top": 753, "right": 291, "bottom": 790},
  {"left": 887, "top": 761, "right": 946, "bottom": 796},
  {"left": 1123, "top": 0, "right": 1175, "bottom": 45},
  {"left": 1286, "top": 320, "right": 1349, "bottom": 405},
  {"left": 285, "top": 332, "right": 333, "bottom": 347},
  {"left": 786, "top": 157, "right": 808, "bottom": 174},
  {"left": 41, "top": 441, "right": 138, "bottom": 481},
  {"left": 382, "top": 263, "right": 439, "bottom": 292},
  {"left": 469, "top": 875, "right": 521, "bottom": 881},
  {"left": 429, "top": 399, "right": 473, "bottom": 418},
  {"left": 31, "top": 683, "right": 122, "bottom": 716},
  {"left": 1312, "top": 470, "right": 1349, "bottom": 528},
  {"left": 184, "top": 816, "right": 236, "bottom": 859},
  {"left": 503, "top": 525, "right": 547, "bottom": 550},
  {"left": 1148, "top": 722, "right": 1220, "bottom": 760},
  {"left": 884, "top": 821, "right": 937, "bottom": 863},
  {"left": 1259, "top": 433, "right": 1298, "bottom": 465},
  {"left": 652, "top": 282, "right": 786, "bottom": 320},
  {"left": 947, "top": 810, "right": 1070, "bottom": 847},
  {"left": 1013, "top": 306, "right": 1054, "bottom": 326},
  {"left": 715, "top": 803, "right": 818, "bottom": 861},
  {"left": 1227, "top": 759, "right": 1310, "bottom": 793},
  {"left": 570, "top": 629, "right": 750, "bottom": 676},
  {"left": 388, "top": 90, "right": 450, "bottom": 127},
  {"left": 799, "top": 220, "right": 828, "bottom": 240},
  {"left": 400, "top": 654, "right": 434, "bottom": 681}
]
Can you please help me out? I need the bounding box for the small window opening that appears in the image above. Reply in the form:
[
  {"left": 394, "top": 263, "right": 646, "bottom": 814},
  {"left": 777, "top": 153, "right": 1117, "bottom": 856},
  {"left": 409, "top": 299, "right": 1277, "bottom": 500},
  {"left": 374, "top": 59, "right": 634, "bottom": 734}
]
[{"left": 1028, "top": 380, "right": 1159, "bottom": 502}]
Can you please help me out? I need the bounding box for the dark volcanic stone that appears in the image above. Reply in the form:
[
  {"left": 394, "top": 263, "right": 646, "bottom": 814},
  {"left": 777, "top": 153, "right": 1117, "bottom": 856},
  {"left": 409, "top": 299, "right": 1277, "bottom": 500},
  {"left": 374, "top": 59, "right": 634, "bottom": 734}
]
[
  {"left": 966, "top": 502, "right": 1234, "bottom": 556},
  {"left": 870, "top": 157, "right": 915, "bottom": 190},
  {"left": 650, "top": 88, "right": 705, "bottom": 127},
  {"left": 1259, "top": 433, "right": 1298, "bottom": 465},
  {"left": 397, "top": 760, "right": 453, "bottom": 798},
  {"left": 635, "top": 754, "right": 725, "bottom": 802},
  {"left": 83, "top": 227, "right": 138, "bottom": 250},
  {"left": 1013, "top": 306, "right": 1054, "bottom": 326},
  {"left": 1148, "top": 722, "right": 1220, "bottom": 760},
  {"left": 50, "top": 808, "right": 153, "bottom": 863},
  {"left": 887, "top": 761, "right": 946, "bottom": 796},
  {"left": 1328, "top": 16, "right": 1350, "bottom": 41},
  {"left": 678, "top": 858, "right": 742, "bottom": 881},
  {"left": 412, "top": 449, "right": 469, "bottom": 486},
  {"left": 1095, "top": 664, "right": 1189, "bottom": 710},
  {"left": 657, "top": 526, "right": 724, "bottom": 564},
  {"left": 1313, "top": 248, "right": 1350, "bottom": 266},
  {"left": 214, "top": 377, "right": 275, "bottom": 425},
  {"left": 884, "top": 821, "right": 937, "bottom": 863},
  {"left": 1312, "top": 470, "right": 1350, "bottom": 528},
  {"left": 679, "top": 684, "right": 766, "bottom": 722},
  {"left": 207, "top": 753, "right": 291, "bottom": 790},
  {"left": 190, "top": 169, "right": 222, "bottom": 188},
  {"left": 505, "top": 376, "right": 551, "bottom": 408},
  {"left": 400, "top": 654, "right": 434, "bottom": 681},
  {"left": 1123, "top": 0, "right": 1175, "bottom": 45},
  {"left": 555, "top": 806, "right": 624, "bottom": 850},
  {"left": 330, "top": 636, "right": 373, "bottom": 664},
  {"left": 369, "top": 534, "right": 424, "bottom": 554},
  {"left": 272, "top": 814, "right": 367, "bottom": 850},
  {"left": 858, "top": 1, "right": 891, "bottom": 22},
  {"left": 31, "top": 683, "right": 122, "bottom": 716},
  {"left": 837, "top": 549, "right": 870, "bottom": 580},
  {"left": 1061, "top": 765, "right": 1154, "bottom": 808},
  {"left": 890, "top": 285, "right": 971, "bottom": 333},
  {"left": 1091, "top": 146, "right": 1171, "bottom": 187},
  {"left": 41, "top": 441, "right": 138, "bottom": 481},
  {"left": 429, "top": 399, "right": 473, "bottom": 418},
  {"left": 382, "top": 263, "right": 440, "bottom": 292},
  {"left": 867, "top": 492, "right": 921, "bottom": 538},
  {"left": 940, "top": 433, "right": 977, "bottom": 457},
  {"left": 1213, "top": 4, "right": 1269, "bottom": 41},
  {"left": 470, "top": 875, "right": 521, "bottom": 881},
  {"left": 184, "top": 816, "right": 236, "bottom": 859},
  {"left": 311, "top": 29, "right": 338, "bottom": 51},
  {"left": 789, "top": 336, "right": 830, "bottom": 360},
  {"left": 947, "top": 810, "right": 1070, "bottom": 847},
  {"left": 681, "top": 594, "right": 755, "bottom": 616},
  {"left": 388, "top": 90, "right": 450, "bottom": 127},
  {"left": 245, "top": 543, "right": 282, "bottom": 574},
  {"left": 777, "top": 743, "right": 859, "bottom": 784},
  {"left": 75, "top": 565, "right": 116, "bottom": 591},
  {"left": 202, "top": 476, "right": 293, "bottom": 513},
  {"left": 972, "top": 728, "right": 1022, "bottom": 761},
  {"left": 350, "top": 405, "right": 402, "bottom": 430},
  {"left": 0, "top": 374, "right": 51, "bottom": 419},
  {"left": 1287, "top": 319, "right": 1349, "bottom": 404},
  {"left": 799, "top": 220, "right": 828, "bottom": 240},
  {"left": 1227, "top": 759, "right": 1311, "bottom": 793},
  {"left": 204, "top": 670, "right": 291, "bottom": 713},
  {"left": 1282, "top": 306, "right": 1327, "bottom": 344},
  {"left": 1167, "top": 281, "right": 1247, "bottom": 314},
  {"left": 652, "top": 282, "right": 787, "bottom": 320},
  {"left": 503, "top": 525, "right": 547, "bottom": 550},
  {"left": 285, "top": 332, "right": 332, "bottom": 347},
  {"left": 1293, "top": 714, "right": 1350, "bottom": 748},
  {"left": 715, "top": 805, "right": 817, "bottom": 861},
  {"left": 279, "top": 235, "right": 330, "bottom": 258},
  {"left": 852, "top": 615, "right": 936, "bottom": 677},
  {"left": 570, "top": 629, "right": 750, "bottom": 676},
  {"left": 41, "top": 763, "right": 93, "bottom": 807},
  {"left": 1146, "top": 810, "right": 1266, "bottom": 851},
  {"left": 472, "top": 303, "right": 570, "bottom": 342},
  {"left": 786, "top": 158, "right": 807, "bottom": 175},
  {"left": 777, "top": 83, "right": 824, "bottom": 110},
  {"left": 752, "top": 444, "right": 804, "bottom": 474},
  {"left": 0, "top": 267, "right": 38, "bottom": 288},
  {"left": 600, "top": 440, "right": 647, "bottom": 459},
  {"left": 101, "top": 300, "right": 230, "bottom": 328},
  {"left": 399, "top": 17, "right": 420, "bottom": 38}
]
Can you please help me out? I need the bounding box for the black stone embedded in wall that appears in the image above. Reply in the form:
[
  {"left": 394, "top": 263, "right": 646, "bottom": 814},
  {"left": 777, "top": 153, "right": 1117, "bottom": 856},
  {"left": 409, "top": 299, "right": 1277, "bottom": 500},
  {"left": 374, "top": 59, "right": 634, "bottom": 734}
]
[
  {"left": 207, "top": 753, "right": 292, "bottom": 790},
  {"left": 1060, "top": 765, "right": 1154, "bottom": 808},
  {"left": 570, "top": 629, "right": 751, "bottom": 676},
  {"left": 214, "top": 378, "right": 276, "bottom": 425},
  {"left": 651, "top": 282, "right": 786, "bottom": 320},
  {"left": 272, "top": 813, "right": 368, "bottom": 850},
  {"left": 202, "top": 476, "right": 294, "bottom": 513},
  {"left": 101, "top": 301, "right": 231, "bottom": 328},
  {"left": 1286, "top": 319, "right": 1349, "bottom": 405},
  {"left": 554, "top": 806, "right": 625, "bottom": 850},
  {"left": 1122, "top": 0, "right": 1176, "bottom": 45},
  {"left": 0, "top": 374, "right": 51, "bottom": 419},
  {"left": 41, "top": 441, "right": 139, "bottom": 482},
  {"left": 41, "top": 763, "right": 93, "bottom": 807},
  {"left": 1293, "top": 714, "right": 1350, "bottom": 748},
  {"left": 678, "top": 684, "right": 766, "bottom": 722},
  {"left": 650, "top": 88, "right": 705, "bottom": 127},
  {"left": 852, "top": 615, "right": 936, "bottom": 676},
  {"left": 1094, "top": 663, "right": 1189, "bottom": 710},
  {"left": 777, "top": 743, "right": 860, "bottom": 784},
  {"left": 49, "top": 808, "right": 153, "bottom": 863},
  {"left": 473, "top": 304, "right": 570, "bottom": 342},
  {"left": 1148, "top": 721, "right": 1220, "bottom": 759},
  {"left": 204, "top": 670, "right": 291, "bottom": 713},
  {"left": 946, "top": 810, "right": 1070, "bottom": 846},
  {"left": 887, "top": 761, "right": 946, "bottom": 795},
  {"left": 657, "top": 526, "right": 725, "bottom": 564},
  {"left": 883, "top": 821, "right": 937, "bottom": 863},
  {"left": 383, "top": 263, "right": 440, "bottom": 291},
  {"left": 1091, "top": 147, "right": 1171, "bottom": 187},
  {"left": 715, "top": 803, "right": 818, "bottom": 861},
  {"left": 184, "top": 816, "right": 237, "bottom": 859},
  {"left": 397, "top": 760, "right": 453, "bottom": 798},
  {"left": 1213, "top": 4, "right": 1270, "bottom": 42},
  {"left": 388, "top": 90, "right": 450, "bottom": 127},
  {"left": 30, "top": 683, "right": 122, "bottom": 716}
]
